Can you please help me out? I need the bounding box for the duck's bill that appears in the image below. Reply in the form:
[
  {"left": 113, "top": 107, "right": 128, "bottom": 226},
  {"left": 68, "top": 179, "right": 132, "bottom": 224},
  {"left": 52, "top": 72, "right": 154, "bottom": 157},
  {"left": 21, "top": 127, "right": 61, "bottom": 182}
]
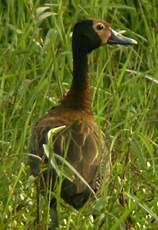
[{"left": 108, "top": 29, "right": 137, "bottom": 45}]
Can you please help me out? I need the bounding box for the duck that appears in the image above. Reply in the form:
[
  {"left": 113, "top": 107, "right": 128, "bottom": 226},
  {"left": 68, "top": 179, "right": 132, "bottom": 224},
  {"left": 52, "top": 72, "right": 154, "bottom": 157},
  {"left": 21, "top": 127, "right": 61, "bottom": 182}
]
[{"left": 28, "top": 18, "right": 137, "bottom": 229}]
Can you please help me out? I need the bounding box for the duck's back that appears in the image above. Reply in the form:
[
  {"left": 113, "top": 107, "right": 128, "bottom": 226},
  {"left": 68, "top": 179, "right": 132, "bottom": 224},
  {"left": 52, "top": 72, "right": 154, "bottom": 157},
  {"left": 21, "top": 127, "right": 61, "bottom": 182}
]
[{"left": 29, "top": 106, "right": 103, "bottom": 208}]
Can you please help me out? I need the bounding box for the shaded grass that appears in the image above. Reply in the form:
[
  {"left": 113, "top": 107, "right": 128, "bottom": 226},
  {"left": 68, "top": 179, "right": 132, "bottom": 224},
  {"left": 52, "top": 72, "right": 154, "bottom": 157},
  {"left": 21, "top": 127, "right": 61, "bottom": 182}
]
[{"left": 0, "top": 0, "right": 158, "bottom": 229}]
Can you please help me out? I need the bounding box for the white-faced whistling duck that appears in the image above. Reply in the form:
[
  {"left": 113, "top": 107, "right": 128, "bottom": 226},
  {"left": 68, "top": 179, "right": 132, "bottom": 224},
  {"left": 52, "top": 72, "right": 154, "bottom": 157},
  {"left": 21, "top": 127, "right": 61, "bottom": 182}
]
[{"left": 29, "top": 19, "right": 137, "bottom": 229}]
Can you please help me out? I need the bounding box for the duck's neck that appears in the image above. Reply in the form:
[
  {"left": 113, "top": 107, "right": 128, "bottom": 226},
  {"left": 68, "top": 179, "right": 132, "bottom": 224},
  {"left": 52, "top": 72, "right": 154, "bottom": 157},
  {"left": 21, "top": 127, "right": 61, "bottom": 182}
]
[{"left": 62, "top": 50, "right": 91, "bottom": 113}]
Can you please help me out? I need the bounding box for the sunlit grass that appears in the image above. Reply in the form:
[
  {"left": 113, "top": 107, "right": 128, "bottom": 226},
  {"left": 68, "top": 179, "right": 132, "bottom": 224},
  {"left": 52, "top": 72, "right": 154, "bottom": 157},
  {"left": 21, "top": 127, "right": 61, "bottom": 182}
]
[{"left": 0, "top": 0, "right": 158, "bottom": 229}]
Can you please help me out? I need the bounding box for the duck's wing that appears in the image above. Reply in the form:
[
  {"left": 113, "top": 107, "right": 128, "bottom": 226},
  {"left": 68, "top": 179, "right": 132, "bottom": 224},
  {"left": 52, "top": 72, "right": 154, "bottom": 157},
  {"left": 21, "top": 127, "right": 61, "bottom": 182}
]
[{"left": 29, "top": 114, "right": 100, "bottom": 190}]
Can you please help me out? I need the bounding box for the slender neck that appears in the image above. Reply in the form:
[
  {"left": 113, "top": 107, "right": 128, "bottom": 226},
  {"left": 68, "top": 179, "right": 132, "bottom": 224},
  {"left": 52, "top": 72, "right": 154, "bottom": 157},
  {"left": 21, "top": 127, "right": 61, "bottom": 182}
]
[
  {"left": 62, "top": 49, "right": 92, "bottom": 112},
  {"left": 72, "top": 50, "right": 88, "bottom": 90}
]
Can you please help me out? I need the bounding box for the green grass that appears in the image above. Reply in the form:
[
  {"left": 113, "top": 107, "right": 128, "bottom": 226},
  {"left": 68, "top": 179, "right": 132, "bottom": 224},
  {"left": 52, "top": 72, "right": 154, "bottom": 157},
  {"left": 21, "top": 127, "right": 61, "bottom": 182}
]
[{"left": 0, "top": 0, "right": 158, "bottom": 229}]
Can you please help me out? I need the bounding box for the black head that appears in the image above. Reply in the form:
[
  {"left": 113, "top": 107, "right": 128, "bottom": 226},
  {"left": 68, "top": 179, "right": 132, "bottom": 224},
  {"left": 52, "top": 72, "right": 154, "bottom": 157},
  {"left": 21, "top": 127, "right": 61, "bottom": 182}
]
[
  {"left": 72, "top": 19, "right": 137, "bottom": 54},
  {"left": 72, "top": 20, "right": 101, "bottom": 54}
]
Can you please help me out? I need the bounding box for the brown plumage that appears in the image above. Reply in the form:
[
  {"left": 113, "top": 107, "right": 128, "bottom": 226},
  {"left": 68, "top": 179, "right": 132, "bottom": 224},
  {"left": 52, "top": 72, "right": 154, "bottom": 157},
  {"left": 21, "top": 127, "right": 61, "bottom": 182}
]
[{"left": 28, "top": 19, "right": 137, "bottom": 228}]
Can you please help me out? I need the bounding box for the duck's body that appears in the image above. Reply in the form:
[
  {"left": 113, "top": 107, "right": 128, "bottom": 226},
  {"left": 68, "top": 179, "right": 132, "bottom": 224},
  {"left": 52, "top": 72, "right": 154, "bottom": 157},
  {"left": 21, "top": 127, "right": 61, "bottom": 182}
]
[
  {"left": 30, "top": 106, "right": 102, "bottom": 207},
  {"left": 29, "top": 19, "right": 137, "bottom": 228}
]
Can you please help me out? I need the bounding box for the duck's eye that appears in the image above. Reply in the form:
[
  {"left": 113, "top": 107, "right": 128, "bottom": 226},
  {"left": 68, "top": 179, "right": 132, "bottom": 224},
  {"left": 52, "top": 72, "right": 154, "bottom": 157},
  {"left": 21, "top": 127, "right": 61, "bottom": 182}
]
[{"left": 96, "top": 23, "right": 105, "bottom": 30}]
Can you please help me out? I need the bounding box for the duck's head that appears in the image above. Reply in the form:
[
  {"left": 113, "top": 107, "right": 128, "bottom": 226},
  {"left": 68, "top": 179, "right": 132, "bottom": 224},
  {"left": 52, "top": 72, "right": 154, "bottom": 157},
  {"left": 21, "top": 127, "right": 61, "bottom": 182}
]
[{"left": 72, "top": 19, "right": 137, "bottom": 54}]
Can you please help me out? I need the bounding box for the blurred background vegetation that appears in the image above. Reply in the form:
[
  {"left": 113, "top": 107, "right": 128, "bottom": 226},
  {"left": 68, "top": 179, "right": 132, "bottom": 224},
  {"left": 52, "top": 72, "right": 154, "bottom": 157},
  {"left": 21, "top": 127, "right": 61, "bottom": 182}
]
[{"left": 0, "top": 0, "right": 158, "bottom": 229}]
